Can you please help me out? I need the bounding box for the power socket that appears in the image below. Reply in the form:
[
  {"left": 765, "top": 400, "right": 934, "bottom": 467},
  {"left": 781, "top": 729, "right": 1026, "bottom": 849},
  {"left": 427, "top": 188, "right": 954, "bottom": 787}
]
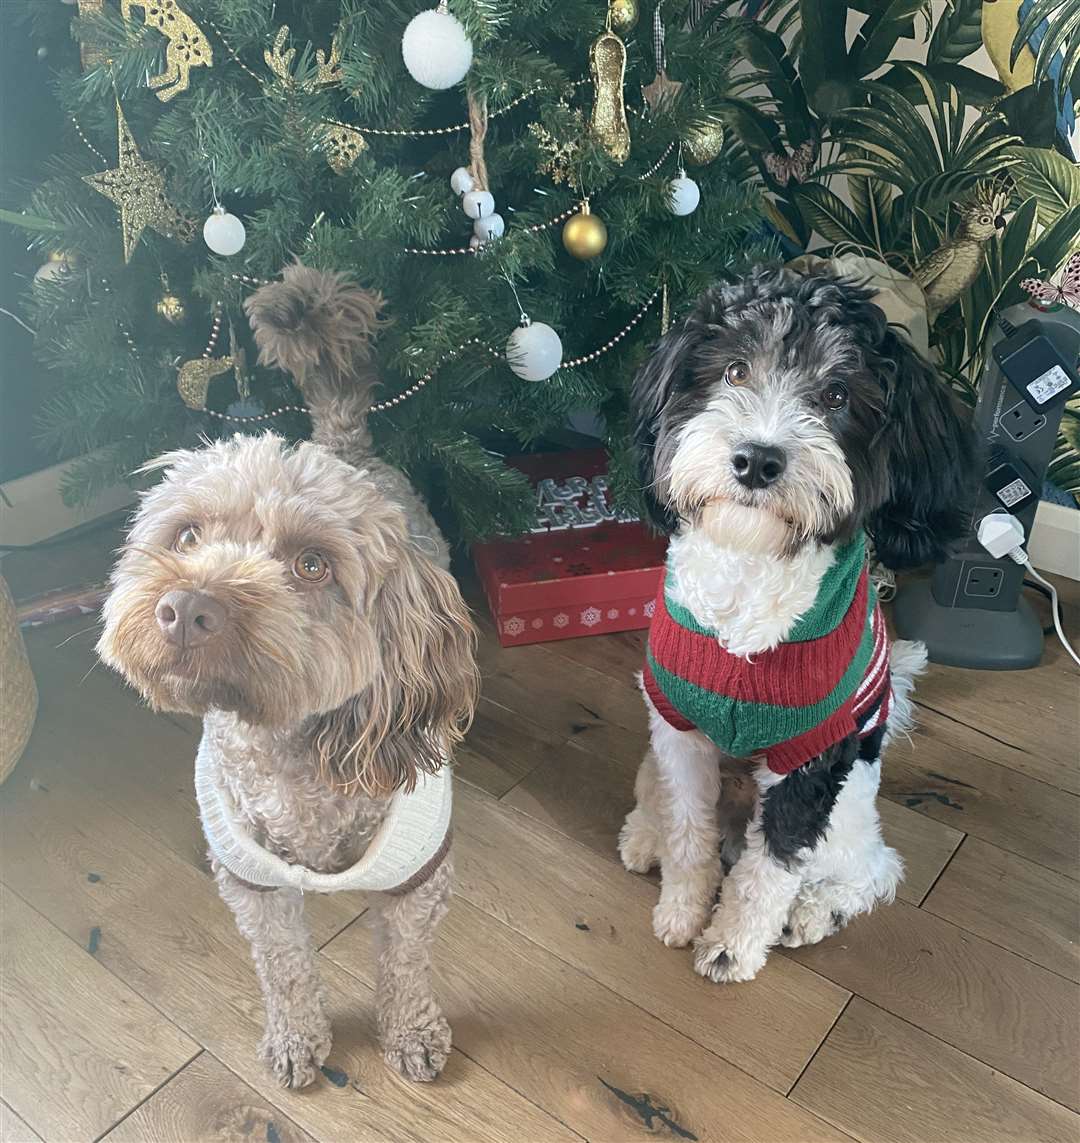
[
  {"left": 1000, "top": 399, "right": 1047, "bottom": 443},
  {"left": 964, "top": 565, "right": 1004, "bottom": 598}
]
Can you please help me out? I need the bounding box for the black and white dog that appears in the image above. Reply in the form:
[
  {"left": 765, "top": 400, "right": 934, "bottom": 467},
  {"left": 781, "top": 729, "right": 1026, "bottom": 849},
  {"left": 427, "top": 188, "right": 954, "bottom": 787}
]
[{"left": 620, "top": 266, "right": 975, "bottom": 982}]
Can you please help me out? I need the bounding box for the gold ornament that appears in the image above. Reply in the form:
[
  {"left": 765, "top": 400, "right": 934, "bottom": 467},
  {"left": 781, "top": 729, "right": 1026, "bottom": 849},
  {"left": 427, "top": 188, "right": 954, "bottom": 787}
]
[
  {"left": 684, "top": 116, "right": 725, "bottom": 166},
  {"left": 265, "top": 25, "right": 346, "bottom": 92},
  {"left": 176, "top": 355, "right": 235, "bottom": 410},
  {"left": 155, "top": 293, "right": 186, "bottom": 324},
  {"left": 529, "top": 109, "right": 584, "bottom": 189},
  {"left": 75, "top": 0, "right": 108, "bottom": 71},
  {"left": 320, "top": 122, "right": 368, "bottom": 175},
  {"left": 562, "top": 201, "right": 608, "bottom": 260},
  {"left": 913, "top": 188, "right": 1008, "bottom": 323},
  {"left": 608, "top": 0, "right": 639, "bottom": 34},
  {"left": 83, "top": 102, "right": 196, "bottom": 263},
  {"left": 589, "top": 26, "right": 631, "bottom": 163},
  {"left": 119, "top": 0, "right": 212, "bottom": 102}
]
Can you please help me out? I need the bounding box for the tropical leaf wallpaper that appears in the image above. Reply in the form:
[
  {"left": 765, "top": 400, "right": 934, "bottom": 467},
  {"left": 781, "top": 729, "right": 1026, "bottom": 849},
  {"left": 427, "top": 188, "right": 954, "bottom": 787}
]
[{"left": 706, "top": 0, "right": 1080, "bottom": 502}]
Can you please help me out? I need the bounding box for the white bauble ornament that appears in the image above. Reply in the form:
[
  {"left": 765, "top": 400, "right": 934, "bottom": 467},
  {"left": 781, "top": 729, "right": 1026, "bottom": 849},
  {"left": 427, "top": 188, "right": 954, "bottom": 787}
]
[
  {"left": 667, "top": 173, "right": 701, "bottom": 216},
  {"left": 474, "top": 212, "right": 505, "bottom": 241},
  {"left": 450, "top": 166, "right": 474, "bottom": 196},
  {"left": 33, "top": 253, "right": 76, "bottom": 288},
  {"left": 401, "top": 5, "right": 473, "bottom": 90},
  {"left": 203, "top": 206, "right": 246, "bottom": 256},
  {"left": 506, "top": 319, "right": 562, "bottom": 381},
  {"left": 462, "top": 189, "right": 494, "bottom": 219}
]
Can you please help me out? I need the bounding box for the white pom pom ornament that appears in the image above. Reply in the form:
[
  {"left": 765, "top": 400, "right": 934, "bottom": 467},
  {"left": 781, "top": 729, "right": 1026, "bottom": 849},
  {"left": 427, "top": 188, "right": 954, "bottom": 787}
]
[
  {"left": 667, "top": 172, "right": 701, "bottom": 217},
  {"left": 450, "top": 166, "right": 475, "bottom": 195},
  {"left": 203, "top": 206, "right": 246, "bottom": 255},
  {"left": 401, "top": 3, "right": 473, "bottom": 90},
  {"left": 462, "top": 189, "right": 495, "bottom": 219},
  {"left": 506, "top": 319, "right": 562, "bottom": 382}
]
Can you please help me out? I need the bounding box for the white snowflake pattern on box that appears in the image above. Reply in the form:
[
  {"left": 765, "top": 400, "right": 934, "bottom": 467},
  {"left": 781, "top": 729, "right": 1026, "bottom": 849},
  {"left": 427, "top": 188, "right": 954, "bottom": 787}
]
[
  {"left": 581, "top": 606, "right": 602, "bottom": 627},
  {"left": 643, "top": 599, "right": 656, "bottom": 618},
  {"left": 607, "top": 608, "right": 619, "bottom": 619},
  {"left": 553, "top": 613, "right": 569, "bottom": 628},
  {"left": 503, "top": 616, "right": 526, "bottom": 636}
]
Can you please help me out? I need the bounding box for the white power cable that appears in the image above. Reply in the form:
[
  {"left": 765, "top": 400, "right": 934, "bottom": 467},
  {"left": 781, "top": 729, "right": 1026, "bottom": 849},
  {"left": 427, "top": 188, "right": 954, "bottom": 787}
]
[{"left": 976, "top": 513, "right": 1080, "bottom": 669}]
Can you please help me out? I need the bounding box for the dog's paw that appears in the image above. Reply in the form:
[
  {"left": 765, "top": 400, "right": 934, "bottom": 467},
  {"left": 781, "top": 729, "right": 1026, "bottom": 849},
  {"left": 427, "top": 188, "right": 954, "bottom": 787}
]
[
  {"left": 652, "top": 899, "right": 709, "bottom": 947},
  {"left": 618, "top": 815, "right": 660, "bottom": 874},
  {"left": 383, "top": 1013, "right": 451, "bottom": 1083},
  {"left": 780, "top": 904, "right": 848, "bottom": 949},
  {"left": 260, "top": 1024, "right": 332, "bottom": 1089},
  {"left": 693, "top": 935, "right": 767, "bottom": 983}
]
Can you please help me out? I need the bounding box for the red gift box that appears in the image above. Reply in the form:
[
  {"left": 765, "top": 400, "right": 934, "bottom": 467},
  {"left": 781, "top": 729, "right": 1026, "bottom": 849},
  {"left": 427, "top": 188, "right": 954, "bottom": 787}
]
[{"left": 473, "top": 449, "right": 668, "bottom": 646}]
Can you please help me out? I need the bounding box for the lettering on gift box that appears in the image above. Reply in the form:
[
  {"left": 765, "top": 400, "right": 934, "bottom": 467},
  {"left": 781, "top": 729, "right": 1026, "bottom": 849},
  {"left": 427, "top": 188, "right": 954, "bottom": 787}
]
[{"left": 531, "top": 474, "right": 639, "bottom": 532}]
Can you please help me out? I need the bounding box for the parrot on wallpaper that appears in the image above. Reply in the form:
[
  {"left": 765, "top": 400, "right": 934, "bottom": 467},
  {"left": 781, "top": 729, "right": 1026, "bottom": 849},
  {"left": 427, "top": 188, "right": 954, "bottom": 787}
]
[{"left": 982, "top": 0, "right": 1076, "bottom": 150}]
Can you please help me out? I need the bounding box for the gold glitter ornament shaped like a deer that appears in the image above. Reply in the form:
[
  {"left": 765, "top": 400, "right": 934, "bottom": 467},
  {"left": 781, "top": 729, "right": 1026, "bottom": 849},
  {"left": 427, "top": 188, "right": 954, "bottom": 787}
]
[
  {"left": 119, "top": 0, "right": 212, "bottom": 102},
  {"left": 589, "top": 20, "right": 631, "bottom": 164}
]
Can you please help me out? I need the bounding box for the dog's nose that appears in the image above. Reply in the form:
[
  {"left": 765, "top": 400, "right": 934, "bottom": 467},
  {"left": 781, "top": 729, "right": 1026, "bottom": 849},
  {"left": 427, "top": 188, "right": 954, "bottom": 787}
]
[
  {"left": 732, "top": 443, "right": 787, "bottom": 489},
  {"left": 155, "top": 589, "right": 226, "bottom": 648}
]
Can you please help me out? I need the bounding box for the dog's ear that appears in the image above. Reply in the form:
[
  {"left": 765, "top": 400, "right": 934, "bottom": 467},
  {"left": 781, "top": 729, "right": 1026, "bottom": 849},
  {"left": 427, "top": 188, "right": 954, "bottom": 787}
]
[
  {"left": 867, "top": 328, "right": 978, "bottom": 569},
  {"left": 631, "top": 322, "right": 701, "bottom": 533},
  {"left": 312, "top": 547, "right": 479, "bottom": 795}
]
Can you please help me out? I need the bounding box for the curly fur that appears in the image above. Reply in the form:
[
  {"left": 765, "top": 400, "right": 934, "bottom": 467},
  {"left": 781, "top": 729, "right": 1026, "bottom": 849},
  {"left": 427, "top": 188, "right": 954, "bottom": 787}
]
[
  {"left": 621, "top": 265, "right": 966, "bottom": 982},
  {"left": 99, "top": 265, "right": 477, "bottom": 1087}
]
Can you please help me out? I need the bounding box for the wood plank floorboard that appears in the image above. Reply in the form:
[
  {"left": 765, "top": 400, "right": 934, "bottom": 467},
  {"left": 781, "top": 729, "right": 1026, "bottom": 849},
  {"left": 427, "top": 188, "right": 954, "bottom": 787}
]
[
  {"left": 323, "top": 900, "right": 849, "bottom": 1143},
  {"left": 791, "top": 998, "right": 1080, "bottom": 1143}
]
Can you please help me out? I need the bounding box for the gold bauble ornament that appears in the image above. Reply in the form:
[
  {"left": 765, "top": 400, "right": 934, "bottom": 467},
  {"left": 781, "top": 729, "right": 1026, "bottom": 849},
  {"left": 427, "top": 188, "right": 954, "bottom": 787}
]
[
  {"left": 155, "top": 292, "right": 186, "bottom": 324},
  {"left": 608, "top": 0, "right": 639, "bottom": 34},
  {"left": 562, "top": 201, "right": 608, "bottom": 260},
  {"left": 82, "top": 102, "right": 196, "bottom": 263},
  {"left": 684, "top": 117, "right": 725, "bottom": 166}
]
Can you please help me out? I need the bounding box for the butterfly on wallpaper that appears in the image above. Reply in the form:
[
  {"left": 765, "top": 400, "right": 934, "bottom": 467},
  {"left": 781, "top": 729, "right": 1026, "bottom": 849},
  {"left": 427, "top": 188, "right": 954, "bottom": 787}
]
[
  {"left": 1022, "top": 251, "right": 1080, "bottom": 312},
  {"left": 763, "top": 141, "right": 816, "bottom": 186}
]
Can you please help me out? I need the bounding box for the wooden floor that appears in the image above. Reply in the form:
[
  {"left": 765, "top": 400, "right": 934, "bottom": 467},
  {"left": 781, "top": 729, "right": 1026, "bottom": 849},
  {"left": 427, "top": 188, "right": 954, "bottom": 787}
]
[{"left": 2, "top": 534, "right": 1078, "bottom": 1142}]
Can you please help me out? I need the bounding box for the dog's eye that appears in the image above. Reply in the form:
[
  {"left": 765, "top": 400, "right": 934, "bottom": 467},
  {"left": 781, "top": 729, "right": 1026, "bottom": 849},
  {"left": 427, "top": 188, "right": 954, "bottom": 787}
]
[
  {"left": 822, "top": 382, "right": 849, "bottom": 410},
  {"left": 293, "top": 550, "right": 329, "bottom": 583},
  {"left": 725, "top": 360, "right": 751, "bottom": 387},
  {"left": 175, "top": 525, "right": 200, "bottom": 552}
]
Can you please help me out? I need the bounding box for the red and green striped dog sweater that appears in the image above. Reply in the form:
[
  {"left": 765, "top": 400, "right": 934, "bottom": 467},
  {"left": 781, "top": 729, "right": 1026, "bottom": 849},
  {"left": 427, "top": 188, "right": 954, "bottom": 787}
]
[{"left": 642, "top": 534, "right": 891, "bottom": 774}]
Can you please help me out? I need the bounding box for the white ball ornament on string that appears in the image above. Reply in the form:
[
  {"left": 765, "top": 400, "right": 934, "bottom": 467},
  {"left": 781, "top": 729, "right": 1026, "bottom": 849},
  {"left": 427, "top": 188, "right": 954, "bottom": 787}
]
[
  {"left": 401, "top": 3, "right": 473, "bottom": 91},
  {"left": 506, "top": 318, "right": 563, "bottom": 382},
  {"left": 462, "top": 189, "right": 495, "bottom": 220},
  {"left": 473, "top": 213, "right": 504, "bottom": 242},
  {"left": 203, "top": 205, "right": 246, "bottom": 256},
  {"left": 450, "top": 166, "right": 475, "bottom": 196},
  {"left": 667, "top": 171, "right": 701, "bottom": 216}
]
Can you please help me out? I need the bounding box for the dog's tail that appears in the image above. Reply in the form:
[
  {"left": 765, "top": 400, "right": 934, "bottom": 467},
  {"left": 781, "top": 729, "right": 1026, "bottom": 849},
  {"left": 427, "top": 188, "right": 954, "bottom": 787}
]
[{"left": 244, "top": 262, "right": 385, "bottom": 460}]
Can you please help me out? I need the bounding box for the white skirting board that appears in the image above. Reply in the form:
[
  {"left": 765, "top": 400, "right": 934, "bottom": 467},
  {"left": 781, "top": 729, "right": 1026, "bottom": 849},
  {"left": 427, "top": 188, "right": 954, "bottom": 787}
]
[
  {"left": 1029, "top": 501, "right": 1080, "bottom": 581},
  {"left": 0, "top": 455, "right": 134, "bottom": 548}
]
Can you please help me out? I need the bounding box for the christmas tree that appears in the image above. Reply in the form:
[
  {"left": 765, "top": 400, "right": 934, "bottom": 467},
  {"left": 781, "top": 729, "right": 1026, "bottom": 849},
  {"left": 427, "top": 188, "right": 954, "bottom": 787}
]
[{"left": 10, "top": 0, "right": 769, "bottom": 540}]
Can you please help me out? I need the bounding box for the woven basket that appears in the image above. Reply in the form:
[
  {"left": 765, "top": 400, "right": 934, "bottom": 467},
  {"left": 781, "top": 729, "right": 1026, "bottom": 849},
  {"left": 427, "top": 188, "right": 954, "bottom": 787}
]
[{"left": 1, "top": 573, "right": 37, "bottom": 783}]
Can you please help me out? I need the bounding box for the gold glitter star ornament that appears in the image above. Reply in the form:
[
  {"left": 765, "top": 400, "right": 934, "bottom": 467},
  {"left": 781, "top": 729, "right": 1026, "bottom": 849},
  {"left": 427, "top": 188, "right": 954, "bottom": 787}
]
[{"left": 83, "top": 102, "right": 196, "bottom": 263}]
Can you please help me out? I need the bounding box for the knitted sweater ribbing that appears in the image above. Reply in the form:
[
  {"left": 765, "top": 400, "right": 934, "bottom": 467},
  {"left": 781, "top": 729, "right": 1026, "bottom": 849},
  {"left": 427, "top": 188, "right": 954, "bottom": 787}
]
[{"left": 642, "top": 534, "right": 891, "bottom": 773}]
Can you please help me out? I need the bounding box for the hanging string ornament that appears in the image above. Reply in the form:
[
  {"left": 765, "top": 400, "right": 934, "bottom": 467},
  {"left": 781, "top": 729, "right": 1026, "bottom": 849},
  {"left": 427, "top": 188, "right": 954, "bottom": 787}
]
[
  {"left": 507, "top": 317, "right": 563, "bottom": 381},
  {"left": 402, "top": 1, "right": 473, "bottom": 90},
  {"left": 458, "top": 88, "right": 504, "bottom": 241},
  {"left": 667, "top": 168, "right": 701, "bottom": 215},
  {"left": 642, "top": 2, "right": 683, "bottom": 114},
  {"left": 589, "top": 12, "right": 631, "bottom": 163},
  {"left": 118, "top": 0, "right": 212, "bottom": 102},
  {"left": 82, "top": 101, "right": 196, "bottom": 263},
  {"left": 203, "top": 204, "right": 247, "bottom": 256}
]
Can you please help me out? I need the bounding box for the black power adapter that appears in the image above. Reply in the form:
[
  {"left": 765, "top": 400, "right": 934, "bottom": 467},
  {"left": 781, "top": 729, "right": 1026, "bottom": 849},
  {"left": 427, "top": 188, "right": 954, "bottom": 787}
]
[{"left": 992, "top": 318, "right": 1080, "bottom": 412}]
